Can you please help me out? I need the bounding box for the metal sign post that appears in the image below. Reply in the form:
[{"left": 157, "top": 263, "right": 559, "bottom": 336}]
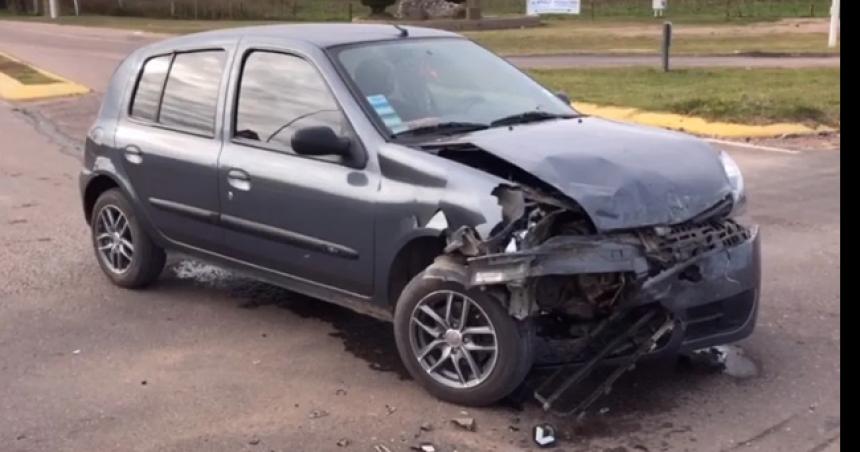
[{"left": 828, "top": 0, "right": 840, "bottom": 48}]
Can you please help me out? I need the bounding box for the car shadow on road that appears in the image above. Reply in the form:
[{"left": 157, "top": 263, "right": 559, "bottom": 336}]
[
  {"left": 233, "top": 281, "right": 414, "bottom": 381},
  {"left": 157, "top": 259, "right": 412, "bottom": 380}
]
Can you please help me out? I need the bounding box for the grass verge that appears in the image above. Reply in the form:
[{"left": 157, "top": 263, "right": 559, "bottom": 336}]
[
  {"left": 530, "top": 67, "right": 840, "bottom": 127},
  {"left": 0, "top": 54, "right": 58, "bottom": 84}
]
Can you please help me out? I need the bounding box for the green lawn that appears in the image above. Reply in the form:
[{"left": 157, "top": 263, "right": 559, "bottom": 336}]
[
  {"left": 531, "top": 67, "right": 840, "bottom": 127},
  {"left": 0, "top": 54, "right": 57, "bottom": 84},
  {"left": 465, "top": 20, "right": 839, "bottom": 55}
]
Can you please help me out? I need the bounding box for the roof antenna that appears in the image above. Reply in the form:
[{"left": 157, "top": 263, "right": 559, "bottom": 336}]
[{"left": 393, "top": 24, "right": 409, "bottom": 37}]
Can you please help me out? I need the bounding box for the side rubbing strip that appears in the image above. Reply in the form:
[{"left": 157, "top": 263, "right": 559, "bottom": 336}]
[
  {"left": 220, "top": 214, "right": 359, "bottom": 260},
  {"left": 149, "top": 198, "right": 219, "bottom": 223}
]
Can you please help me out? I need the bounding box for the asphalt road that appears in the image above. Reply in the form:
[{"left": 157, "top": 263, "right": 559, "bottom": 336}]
[{"left": 0, "top": 20, "right": 840, "bottom": 452}]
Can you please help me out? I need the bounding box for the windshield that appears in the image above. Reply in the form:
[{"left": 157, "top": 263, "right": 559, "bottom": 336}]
[{"left": 333, "top": 38, "right": 576, "bottom": 138}]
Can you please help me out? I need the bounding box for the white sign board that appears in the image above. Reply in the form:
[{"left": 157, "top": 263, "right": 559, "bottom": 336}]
[
  {"left": 653, "top": 0, "right": 667, "bottom": 10},
  {"left": 526, "top": 0, "right": 581, "bottom": 16}
]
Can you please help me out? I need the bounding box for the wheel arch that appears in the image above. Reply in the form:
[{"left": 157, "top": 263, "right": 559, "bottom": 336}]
[
  {"left": 83, "top": 174, "right": 121, "bottom": 225},
  {"left": 385, "top": 233, "right": 446, "bottom": 308},
  {"left": 81, "top": 171, "right": 165, "bottom": 249}
]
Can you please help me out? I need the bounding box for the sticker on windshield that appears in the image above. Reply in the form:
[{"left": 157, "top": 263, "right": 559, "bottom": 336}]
[{"left": 367, "top": 94, "right": 407, "bottom": 133}]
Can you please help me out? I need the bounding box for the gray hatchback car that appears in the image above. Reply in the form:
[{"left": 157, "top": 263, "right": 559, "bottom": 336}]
[{"left": 80, "top": 24, "right": 760, "bottom": 408}]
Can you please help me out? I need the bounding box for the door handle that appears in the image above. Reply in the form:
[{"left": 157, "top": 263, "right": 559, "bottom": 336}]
[
  {"left": 226, "top": 168, "right": 251, "bottom": 191},
  {"left": 123, "top": 145, "right": 143, "bottom": 164}
]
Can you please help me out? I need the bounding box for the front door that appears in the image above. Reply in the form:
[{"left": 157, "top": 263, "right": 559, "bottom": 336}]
[{"left": 217, "top": 48, "right": 376, "bottom": 296}]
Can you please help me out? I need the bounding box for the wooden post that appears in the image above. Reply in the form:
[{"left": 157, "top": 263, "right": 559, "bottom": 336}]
[{"left": 661, "top": 21, "right": 672, "bottom": 72}]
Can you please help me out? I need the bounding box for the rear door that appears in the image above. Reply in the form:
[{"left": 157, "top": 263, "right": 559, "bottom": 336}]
[
  {"left": 114, "top": 46, "right": 231, "bottom": 251},
  {"left": 217, "top": 46, "right": 377, "bottom": 296}
]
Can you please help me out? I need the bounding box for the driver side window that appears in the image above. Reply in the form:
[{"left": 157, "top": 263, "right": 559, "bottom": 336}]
[{"left": 234, "top": 50, "right": 348, "bottom": 162}]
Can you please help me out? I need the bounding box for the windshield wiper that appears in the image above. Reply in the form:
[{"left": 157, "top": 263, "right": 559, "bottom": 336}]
[
  {"left": 392, "top": 121, "right": 489, "bottom": 138},
  {"left": 490, "top": 111, "right": 577, "bottom": 128}
]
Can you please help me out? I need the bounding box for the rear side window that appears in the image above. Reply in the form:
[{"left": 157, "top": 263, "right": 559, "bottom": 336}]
[
  {"left": 160, "top": 51, "right": 226, "bottom": 135},
  {"left": 130, "top": 55, "right": 170, "bottom": 121},
  {"left": 234, "top": 51, "right": 348, "bottom": 156},
  {"left": 129, "top": 50, "right": 226, "bottom": 136}
]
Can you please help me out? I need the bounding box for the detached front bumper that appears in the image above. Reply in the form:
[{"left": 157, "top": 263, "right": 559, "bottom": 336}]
[
  {"left": 466, "top": 221, "right": 761, "bottom": 356},
  {"left": 650, "top": 225, "right": 761, "bottom": 352}
]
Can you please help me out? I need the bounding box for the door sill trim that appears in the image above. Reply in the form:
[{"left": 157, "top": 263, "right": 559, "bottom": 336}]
[{"left": 166, "top": 239, "right": 390, "bottom": 322}]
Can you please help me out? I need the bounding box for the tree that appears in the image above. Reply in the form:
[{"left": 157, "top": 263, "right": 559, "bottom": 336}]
[
  {"left": 398, "top": 0, "right": 467, "bottom": 19},
  {"left": 361, "top": 0, "right": 396, "bottom": 17}
]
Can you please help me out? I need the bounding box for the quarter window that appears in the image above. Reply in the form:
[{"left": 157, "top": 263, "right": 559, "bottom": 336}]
[
  {"left": 130, "top": 55, "right": 170, "bottom": 121},
  {"left": 234, "top": 51, "right": 348, "bottom": 158}
]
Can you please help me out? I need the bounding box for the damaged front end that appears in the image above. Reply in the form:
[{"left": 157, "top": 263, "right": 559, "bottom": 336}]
[{"left": 440, "top": 183, "right": 761, "bottom": 416}]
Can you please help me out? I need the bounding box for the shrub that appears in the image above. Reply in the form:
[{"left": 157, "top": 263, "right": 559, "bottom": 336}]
[{"left": 361, "top": 0, "right": 396, "bottom": 16}]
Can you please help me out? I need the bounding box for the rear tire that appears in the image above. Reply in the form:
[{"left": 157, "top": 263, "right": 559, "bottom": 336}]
[
  {"left": 90, "top": 189, "right": 165, "bottom": 288},
  {"left": 394, "top": 268, "right": 534, "bottom": 406}
]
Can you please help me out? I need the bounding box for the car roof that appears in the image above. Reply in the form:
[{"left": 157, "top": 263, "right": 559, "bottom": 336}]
[{"left": 153, "top": 23, "right": 463, "bottom": 49}]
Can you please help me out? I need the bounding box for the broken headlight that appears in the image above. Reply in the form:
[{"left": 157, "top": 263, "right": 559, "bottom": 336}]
[{"left": 719, "top": 150, "right": 746, "bottom": 214}]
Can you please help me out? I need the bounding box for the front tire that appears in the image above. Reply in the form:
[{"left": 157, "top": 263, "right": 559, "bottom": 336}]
[
  {"left": 394, "top": 269, "right": 534, "bottom": 406},
  {"left": 90, "top": 189, "right": 165, "bottom": 288}
]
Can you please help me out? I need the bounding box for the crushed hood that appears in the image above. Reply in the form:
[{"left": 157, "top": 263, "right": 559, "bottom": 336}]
[{"left": 437, "top": 117, "right": 734, "bottom": 232}]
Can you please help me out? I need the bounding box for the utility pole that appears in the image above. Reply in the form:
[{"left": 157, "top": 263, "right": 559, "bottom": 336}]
[
  {"left": 828, "top": 0, "right": 840, "bottom": 47},
  {"left": 48, "top": 0, "right": 58, "bottom": 18}
]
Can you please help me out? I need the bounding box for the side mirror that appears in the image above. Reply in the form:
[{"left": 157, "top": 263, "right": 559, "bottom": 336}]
[
  {"left": 555, "top": 91, "right": 571, "bottom": 105},
  {"left": 291, "top": 126, "right": 351, "bottom": 158}
]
